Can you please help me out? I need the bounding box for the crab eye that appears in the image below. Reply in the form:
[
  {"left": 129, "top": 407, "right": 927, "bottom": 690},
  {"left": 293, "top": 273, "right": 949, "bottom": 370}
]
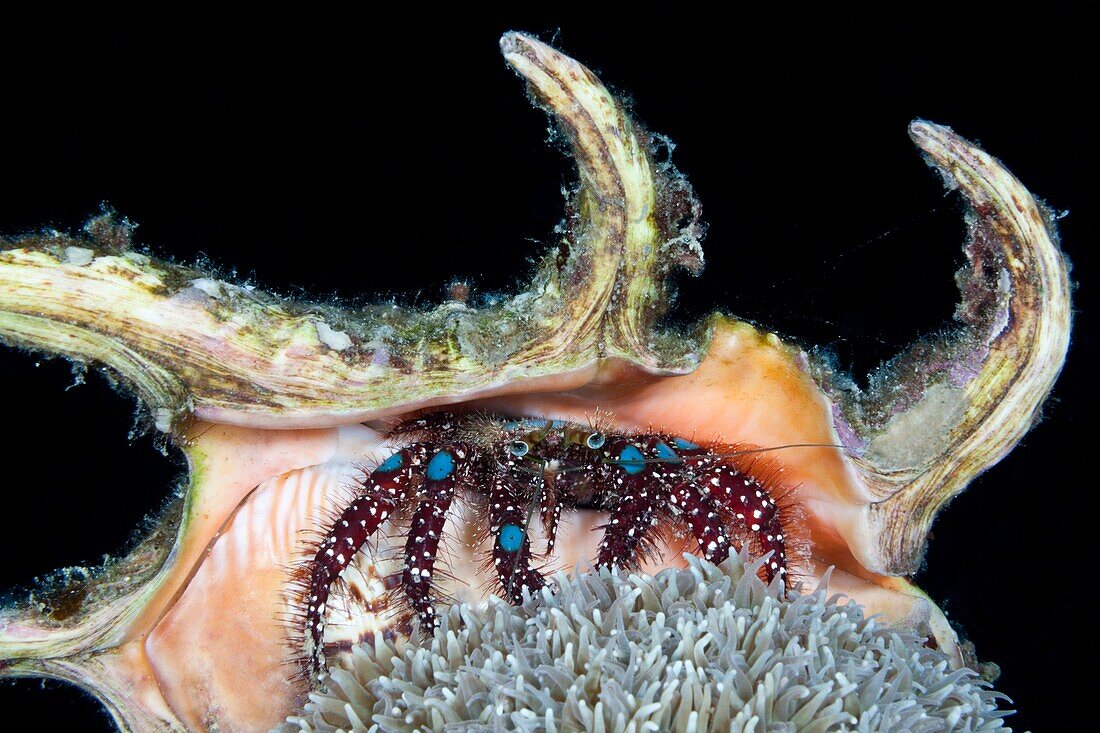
[
  {"left": 508, "top": 440, "right": 530, "bottom": 457},
  {"left": 586, "top": 432, "right": 606, "bottom": 449}
]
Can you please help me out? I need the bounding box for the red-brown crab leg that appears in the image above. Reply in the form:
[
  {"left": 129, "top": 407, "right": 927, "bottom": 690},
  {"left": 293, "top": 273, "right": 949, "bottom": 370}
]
[
  {"left": 667, "top": 480, "right": 734, "bottom": 565},
  {"left": 596, "top": 436, "right": 789, "bottom": 583},
  {"left": 595, "top": 439, "right": 671, "bottom": 570},
  {"left": 302, "top": 444, "right": 430, "bottom": 677},
  {"left": 675, "top": 447, "right": 790, "bottom": 583},
  {"left": 540, "top": 482, "right": 563, "bottom": 557},
  {"left": 400, "top": 448, "right": 467, "bottom": 631},
  {"left": 305, "top": 444, "right": 477, "bottom": 678},
  {"left": 488, "top": 476, "right": 546, "bottom": 603}
]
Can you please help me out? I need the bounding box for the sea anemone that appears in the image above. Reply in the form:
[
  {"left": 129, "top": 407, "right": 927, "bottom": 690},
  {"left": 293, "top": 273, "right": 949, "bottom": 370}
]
[{"left": 281, "top": 553, "right": 1009, "bottom": 733}]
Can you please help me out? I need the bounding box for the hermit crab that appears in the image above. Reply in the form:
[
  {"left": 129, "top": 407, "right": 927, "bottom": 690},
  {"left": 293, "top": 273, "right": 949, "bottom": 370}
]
[
  {"left": 298, "top": 410, "right": 803, "bottom": 681},
  {"left": 0, "top": 31, "right": 1071, "bottom": 732}
]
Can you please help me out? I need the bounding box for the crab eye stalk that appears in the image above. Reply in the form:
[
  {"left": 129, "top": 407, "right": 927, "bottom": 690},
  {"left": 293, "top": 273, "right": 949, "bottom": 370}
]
[
  {"left": 586, "top": 432, "right": 606, "bottom": 449},
  {"left": 508, "top": 440, "right": 530, "bottom": 457}
]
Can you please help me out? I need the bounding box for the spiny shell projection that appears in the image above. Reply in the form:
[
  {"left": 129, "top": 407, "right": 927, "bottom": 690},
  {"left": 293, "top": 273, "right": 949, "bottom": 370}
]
[{"left": 0, "top": 31, "right": 1070, "bottom": 732}]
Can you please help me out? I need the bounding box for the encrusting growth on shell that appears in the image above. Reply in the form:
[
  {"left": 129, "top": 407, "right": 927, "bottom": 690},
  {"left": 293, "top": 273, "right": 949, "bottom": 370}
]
[{"left": 0, "top": 33, "right": 706, "bottom": 433}]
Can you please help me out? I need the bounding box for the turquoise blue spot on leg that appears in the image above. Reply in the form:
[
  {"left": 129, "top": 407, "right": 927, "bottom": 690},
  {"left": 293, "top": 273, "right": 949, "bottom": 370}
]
[
  {"left": 426, "top": 450, "right": 455, "bottom": 480},
  {"left": 655, "top": 441, "right": 681, "bottom": 462},
  {"left": 617, "top": 444, "right": 646, "bottom": 475},
  {"left": 499, "top": 524, "right": 525, "bottom": 553},
  {"left": 376, "top": 451, "right": 404, "bottom": 473},
  {"left": 673, "top": 437, "right": 700, "bottom": 450}
]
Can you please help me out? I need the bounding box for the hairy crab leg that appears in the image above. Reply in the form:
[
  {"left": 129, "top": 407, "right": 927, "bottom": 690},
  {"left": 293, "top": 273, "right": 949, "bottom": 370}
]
[
  {"left": 686, "top": 456, "right": 789, "bottom": 583},
  {"left": 302, "top": 443, "right": 429, "bottom": 678},
  {"left": 540, "top": 481, "right": 562, "bottom": 557},
  {"left": 489, "top": 475, "right": 546, "bottom": 603},
  {"left": 596, "top": 435, "right": 790, "bottom": 582},
  {"left": 667, "top": 479, "right": 734, "bottom": 565},
  {"left": 400, "top": 447, "right": 467, "bottom": 630},
  {"left": 596, "top": 439, "right": 669, "bottom": 570}
]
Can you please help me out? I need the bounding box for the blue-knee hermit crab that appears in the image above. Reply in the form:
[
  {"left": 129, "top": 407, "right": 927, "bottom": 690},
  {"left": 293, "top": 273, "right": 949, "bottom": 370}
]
[
  {"left": 0, "top": 31, "right": 1071, "bottom": 732},
  {"left": 298, "top": 410, "right": 802, "bottom": 679}
]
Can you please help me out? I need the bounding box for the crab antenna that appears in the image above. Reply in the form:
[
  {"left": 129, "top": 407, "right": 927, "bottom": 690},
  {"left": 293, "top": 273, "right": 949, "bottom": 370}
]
[{"left": 599, "top": 442, "right": 846, "bottom": 469}]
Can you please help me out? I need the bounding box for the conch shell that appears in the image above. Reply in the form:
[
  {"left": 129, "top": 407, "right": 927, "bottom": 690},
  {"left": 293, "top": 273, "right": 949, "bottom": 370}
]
[{"left": 0, "top": 32, "right": 1070, "bottom": 732}]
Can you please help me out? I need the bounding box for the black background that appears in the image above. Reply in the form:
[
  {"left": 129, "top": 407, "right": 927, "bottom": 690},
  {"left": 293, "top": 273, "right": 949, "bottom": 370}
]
[{"left": 0, "top": 8, "right": 1093, "bottom": 731}]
